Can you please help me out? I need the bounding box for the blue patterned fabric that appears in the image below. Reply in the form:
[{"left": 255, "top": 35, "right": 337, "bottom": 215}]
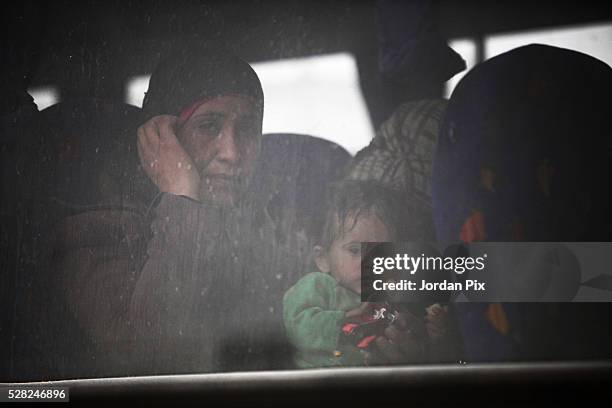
[{"left": 431, "top": 44, "right": 612, "bottom": 361}]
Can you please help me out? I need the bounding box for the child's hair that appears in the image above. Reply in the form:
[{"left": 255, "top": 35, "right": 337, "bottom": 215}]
[{"left": 318, "top": 180, "right": 410, "bottom": 249}]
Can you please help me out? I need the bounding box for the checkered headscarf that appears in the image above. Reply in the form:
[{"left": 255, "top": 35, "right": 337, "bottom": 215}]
[
  {"left": 345, "top": 99, "right": 447, "bottom": 240},
  {"left": 346, "top": 99, "right": 447, "bottom": 208}
]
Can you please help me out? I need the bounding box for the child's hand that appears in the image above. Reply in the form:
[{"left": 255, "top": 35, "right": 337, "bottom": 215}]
[
  {"left": 425, "top": 303, "right": 450, "bottom": 341},
  {"left": 344, "top": 302, "right": 374, "bottom": 319}
]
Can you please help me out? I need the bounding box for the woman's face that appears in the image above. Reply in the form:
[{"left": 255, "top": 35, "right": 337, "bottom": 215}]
[{"left": 178, "top": 95, "right": 262, "bottom": 206}]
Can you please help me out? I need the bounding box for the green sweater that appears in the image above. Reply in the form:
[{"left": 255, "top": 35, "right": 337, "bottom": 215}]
[{"left": 283, "top": 272, "right": 366, "bottom": 368}]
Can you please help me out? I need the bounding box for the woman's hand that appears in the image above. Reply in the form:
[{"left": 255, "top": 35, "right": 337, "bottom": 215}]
[
  {"left": 425, "top": 303, "right": 461, "bottom": 362},
  {"left": 425, "top": 303, "right": 451, "bottom": 341},
  {"left": 367, "top": 310, "right": 428, "bottom": 365},
  {"left": 137, "top": 115, "right": 200, "bottom": 200}
]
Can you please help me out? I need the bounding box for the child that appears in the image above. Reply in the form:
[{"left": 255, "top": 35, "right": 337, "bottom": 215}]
[{"left": 283, "top": 181, "right": 452, "bottom": 368}]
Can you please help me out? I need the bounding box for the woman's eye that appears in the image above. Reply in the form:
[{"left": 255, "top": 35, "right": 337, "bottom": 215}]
[
  {"left": 197, "top": 122, "right": 221, "bottom": 136},
  {"left": 235, "top": 120, "right": 258, "bottom": 140}
]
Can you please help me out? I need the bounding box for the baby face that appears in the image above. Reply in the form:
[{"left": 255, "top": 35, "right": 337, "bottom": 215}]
[{"left": 318, "top": 210, "right": 392, "bottom": 294}]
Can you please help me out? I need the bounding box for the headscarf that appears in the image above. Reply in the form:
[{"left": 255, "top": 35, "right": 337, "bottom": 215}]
[
  {"left": 142, "top": 46, "right": 264, "bottom": 121},
  {"left": 431, "top": 44, "right": 612, "bottom": 361},
  {"left": 346, "top": 99, "right": 447, "bottom": 241},
  {"left": 432, "top": 44, "right": 612, "bottom": 245}
]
